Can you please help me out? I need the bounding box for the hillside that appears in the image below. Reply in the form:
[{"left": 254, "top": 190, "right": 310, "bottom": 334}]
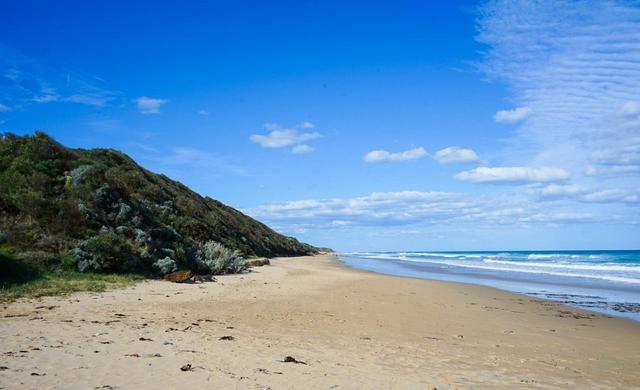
[{"left": 0, "top": 132, "right": 317, "bottom": 276}]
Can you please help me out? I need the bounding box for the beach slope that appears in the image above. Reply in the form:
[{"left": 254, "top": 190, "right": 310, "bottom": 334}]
[{"left": 1, "top": 254, "right": 639, "bottom": 389}]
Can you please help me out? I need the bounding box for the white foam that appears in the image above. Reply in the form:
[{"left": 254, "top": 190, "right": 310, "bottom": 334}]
[
  {"left": 376, "top": 256, "right": 640, "bottom": 285},
  {"left": 483, "top": 259, "right": 640, "bottom": 272}
]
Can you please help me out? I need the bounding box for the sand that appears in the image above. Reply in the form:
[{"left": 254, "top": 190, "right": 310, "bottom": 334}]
[{"left": 1, "top": 254, "right": 639, "bottom": 389}]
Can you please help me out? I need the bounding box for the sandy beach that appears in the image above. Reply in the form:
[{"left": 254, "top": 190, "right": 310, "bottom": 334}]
[{"left": 1, "top": 253, "right": 639, "bottom": 389}]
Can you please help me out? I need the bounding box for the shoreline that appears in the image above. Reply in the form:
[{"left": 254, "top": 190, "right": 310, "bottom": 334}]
[
  {"left": 338, "top": 251, "right": 640, "bottom": 322},
  {"left": 334, "top": 253, "right": 640, "bottom": 324},
  {"left": 1, "top": 253, "right": 639, "bottom": 388}
]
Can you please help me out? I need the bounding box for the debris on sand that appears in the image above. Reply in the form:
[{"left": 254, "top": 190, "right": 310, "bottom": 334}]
[
  {"left": 180, "top": 364, "right": 193, "bottom": 372},
  {"left": 125, "top": 352, "right": 161, "bottom": 358},
  {"left": 282, "top": 356, "right": 307, "bottom": 365},
  {"left": 164, "top": 271, "right": 194, "bottom": 283},
  {"left": 164, "top": 271, "right": 217, "bottom": 283},
  {"left": 192, "top": 275, "right": 216, "bottom": 283},
  {"left": 245, "top": 258, "right": 270, "bottom": 267},
  {"left": 35, "top": 305, "right": 58, "bottom": 310},
  {"left": 219, "top": 335, "right": 235, "bottom": 341},
  {"left": 255, "top": 368, "right": 283, "bottom": 375}
]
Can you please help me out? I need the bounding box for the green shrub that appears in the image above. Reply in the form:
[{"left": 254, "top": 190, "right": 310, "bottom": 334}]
[
  {"left": 73, "top": 228, "right": 135, "bottom": 273},
  {"left": 61, "top": 250, "right": 75, "bottom": 271},
  {"left": 16, "top": 250, "right": 59, "bottom": 269}
]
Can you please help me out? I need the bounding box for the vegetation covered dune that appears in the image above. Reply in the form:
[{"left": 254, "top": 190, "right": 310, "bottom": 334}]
[{"left": 0, "top": 132, "right": 316, "bottom": 298}]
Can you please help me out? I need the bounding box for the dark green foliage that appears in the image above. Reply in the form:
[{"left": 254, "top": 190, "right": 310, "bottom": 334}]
[
  {"left": 73, "top": 228, "right": 137, "bottom": 273},
  {"left": 0, "top": 132, "right": 318, "bottom": 277},
  {"left": 0, "top": 247, "right": 41, "bottom": 288}
]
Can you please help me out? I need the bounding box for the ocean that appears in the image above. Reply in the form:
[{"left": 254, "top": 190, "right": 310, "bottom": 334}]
[{"left": 338, "top": 250, "right": 640, "bottom": 321}]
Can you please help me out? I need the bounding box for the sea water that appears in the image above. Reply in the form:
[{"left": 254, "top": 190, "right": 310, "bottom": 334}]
[{"left": 339, "top": 250, "right": 640, "bottom": 321}]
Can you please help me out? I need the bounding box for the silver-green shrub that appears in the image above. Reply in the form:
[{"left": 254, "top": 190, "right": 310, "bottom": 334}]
[
  {"left": 115, "top": 203, "right": 132, "bottom": 223},
  {"left": 134, "top": 229, "right": 147, "bottom": 244},
  {"left": 69, "top": 164, "right": 95, "bottom": 185},
  {"left": 195, "top": 241, "right": 246, "bottom": 274},
  {"left": 152, "top": 257, "right": 177, "bottom": 275}
]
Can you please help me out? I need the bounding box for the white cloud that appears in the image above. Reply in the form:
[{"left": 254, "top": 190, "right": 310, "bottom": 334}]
[
  {"left": 520, "top": 212, "right": 594, "bottom": 223},
  {"left": 135, "top": 96, "right": 169, "bottom": 114},
  {"left": 537, "top": 184, "right": 583, "bottom": 197},
  {"left": 291, "top": 144, "right": 315, "bottom": 154},
  {"left": 583, "top": 189, "right": 640, "bottom": 204},
  {"left": 363, "top": 147, "right": 427, "bottom": 163},
  {"left": 32, "top": 92, "right": 59, "bottom": 104},
  {"left": 0, "top": 46, "right": 121, "bottom": 109},
  {"left": 433, "top": 147, "right": 479, "bottom": 164},
  {"left": 455, "top": 167, "right": 569, "bottom": 183},
  {"left": 477, "top": 1, "right": 640, "bottom": 178},
  {"left": 493, "top": 107, "right": 532, "bottom": 124},
  {"left": 250, "top": 122, "right": 321, "bottom": 153},
  {"left": 30, "top": 85, "right": 113, "bottom": 107},
  {"left": 591, "top": 142, "right": 640, "bottom": 167},
  {"left": 247, "top": 190, "right": 610, "bottom": 230},
  {"left": 298, "top": 121, "right": 314, "bottom": 129},
  {"left": 585, "top": 165, "right": 640, "bottom": 176},
  {"left": 586, "top": 139, "right": 640, "bottom": 176},
  {"left": 250, "top": 129, "right": 318, "bottom": 148},
  {"left": 531, "top": 184, "right": 640, "bottom": 205},
  {"left": 197, "top": 109, "right": 209, "bottom": 116},
  {"left": 620, "top": 101, "right": 640, "bottom": 117},
  {"left": 249, "top": 191, "right": 468, "bottom": 225},
  {"left": 0, "top": 103, "right": 10, "bottom": 112},
  {"left": 331, "top": 220, "right": 353, "bottom": 226},
  {"left": 64, "top": 93, "right": 111, "bottom": 107}
]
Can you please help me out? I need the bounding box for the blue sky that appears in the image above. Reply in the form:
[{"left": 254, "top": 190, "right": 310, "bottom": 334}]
[{"left": 1, "top": 0, "right": 639, "bottom": 251}]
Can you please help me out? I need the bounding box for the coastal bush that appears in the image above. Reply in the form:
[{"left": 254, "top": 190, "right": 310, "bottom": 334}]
[
  {"left": 68, "top": 164, "right": 95, "bottom": 185},
  {"left": 61, "top": 250, "right": 75, "bottom": 270},
  {"left": 0, "top": 132, "right": 317, "bottom": 279},
  {"left": 72, "top": 228, "right": 136, "bottom": 273},
  {"left": 195, "top": 241, "right": 246, "bottom": 275},
  {"left": 115, "top": 203, "right": 133, "bottom": 223},
  {"left": 16, "top": 250, "right": 60, "bottom": 269},
  {"left": 134, "top": 228, "right": 147, "bottom": 244},
  {"left": 152, "top": 257, "right": 177, "bottom": 275},
  {"left": 72, "top": 247, "right": 100, "bottom": 273}
]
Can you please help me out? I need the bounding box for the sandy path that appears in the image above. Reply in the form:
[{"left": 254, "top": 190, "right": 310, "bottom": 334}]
[{"left": 1, "top": 254, "right": 639, "bottom": 389}]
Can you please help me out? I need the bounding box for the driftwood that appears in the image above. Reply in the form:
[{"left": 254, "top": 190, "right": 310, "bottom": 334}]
[{"left": 245, "top": 258, "right": 270, "bottom": 267}]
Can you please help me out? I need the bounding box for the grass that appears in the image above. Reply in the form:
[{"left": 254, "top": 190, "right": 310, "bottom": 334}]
[{"left": 0, "top": 249, "right": 143, "bottom": 302}]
